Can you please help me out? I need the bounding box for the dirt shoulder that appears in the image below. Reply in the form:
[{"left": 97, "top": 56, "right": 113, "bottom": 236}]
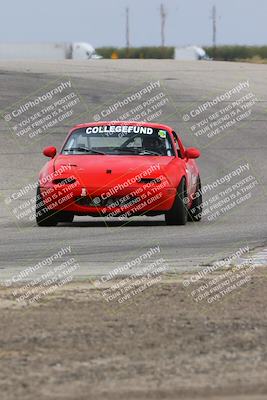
[{"left": 0, "top": 268, "right": 267, "bottom": 400}]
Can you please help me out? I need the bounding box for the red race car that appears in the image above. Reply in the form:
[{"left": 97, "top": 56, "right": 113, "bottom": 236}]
[{"left": 36, "top": 121, "right": 202, "bottom": 226}]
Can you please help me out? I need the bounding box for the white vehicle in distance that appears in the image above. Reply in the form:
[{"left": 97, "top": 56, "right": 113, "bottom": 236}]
[
  {"left": 174, "top": 46, "right": 211, "bottom": 61},
  {"left": 0, "top": 42, "right": 103, "bottom": 60}
]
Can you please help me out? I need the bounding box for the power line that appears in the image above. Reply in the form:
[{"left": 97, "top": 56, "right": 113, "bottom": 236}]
[
  {"left": 126, "top": 6, "right": 130, "bottom": 56},
  {"left": 160, "top": 3, "right": 167, "bottom": 48},
  {"left": 212, "top": 5, "right": 217, "bottom": 49}
]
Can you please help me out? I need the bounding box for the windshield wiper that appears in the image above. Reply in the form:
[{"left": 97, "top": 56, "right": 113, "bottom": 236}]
[
  {"left": 64, "top": 147, "right": 106, "bottom": 155},
  {"left": 137, "top": 150, "right": 161, "bottom": 156},
  {"left": 113, "top": 147, "right": 139, "bottom": 153},
  {"left": 112, "top": 147, "right": 161, "bottom": 155}
]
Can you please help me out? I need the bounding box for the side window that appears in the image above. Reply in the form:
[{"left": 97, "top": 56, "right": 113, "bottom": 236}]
[{"left": 172, "top": 131, "right": 182, "bottom": 158}]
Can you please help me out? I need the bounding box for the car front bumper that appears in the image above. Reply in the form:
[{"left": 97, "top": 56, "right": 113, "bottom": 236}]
[{"left": 40, "top": 182, "right": 177, "bottom": 217}]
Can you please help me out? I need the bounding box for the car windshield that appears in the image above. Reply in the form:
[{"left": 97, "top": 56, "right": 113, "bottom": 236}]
[{"left": 62, "top": 125, "right": 175, "bottom": 156}]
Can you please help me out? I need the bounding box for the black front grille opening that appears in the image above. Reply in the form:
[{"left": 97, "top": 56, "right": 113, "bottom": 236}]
[
  {"left": 137, "top": 178, "right": 161, "bottom": 184},
  {"left": 75, "top": 195, "right": 140, "bottom": 208},
  {"left": 106, "top": 196, "right": 140, "bottom": 207},
  {"left": 75, "top": 197, "right": 92, "bottom": 207},
  {"left": 53, "top": 178, "right": 76, "bottom": 185}
]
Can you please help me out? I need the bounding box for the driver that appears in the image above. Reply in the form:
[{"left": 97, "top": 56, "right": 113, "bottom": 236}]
[{"left": 142, "top": 136, "right": 165, "bottom": 155}]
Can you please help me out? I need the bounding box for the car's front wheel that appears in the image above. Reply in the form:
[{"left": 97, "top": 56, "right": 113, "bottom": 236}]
[
  {"left": 188, "top": 176, "right": 202, "bottom": 222},
  {"left": 57, "top": 211, "right": 74, "bottom": 223},
  {"left": 165, "top": 177, "right": 188, "bottom": 225},
  {"left": 36, "top": 185, "right": 59, "bottom": 226}
]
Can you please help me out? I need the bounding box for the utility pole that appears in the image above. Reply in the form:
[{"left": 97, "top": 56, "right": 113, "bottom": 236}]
[
  {"left": 126, "top": 7, "right": 130, "bottom": 57},
  {"left": 212, "top": 5, "right": 217, "bottom": 50},
  {"left": 160, "top": 3, "right": 166, "bottom": 48}
]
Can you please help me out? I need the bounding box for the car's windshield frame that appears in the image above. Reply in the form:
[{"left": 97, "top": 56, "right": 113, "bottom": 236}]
[{"left": 61, "top": 126, "right": 176, "bottom": 157}]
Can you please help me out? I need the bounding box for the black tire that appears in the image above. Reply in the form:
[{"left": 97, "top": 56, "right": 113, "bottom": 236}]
[
  {"left": 36, "top": 185, "right": 59, "bottom": 226},
  {"left": 165, "top": 177, "right": 188, "bottom": 225},
  {"left": 188, "top": 176, "right": 202, "bottom": 222},
  {"left": 57, "top": 211, "right": 74, "bottom": 223}
]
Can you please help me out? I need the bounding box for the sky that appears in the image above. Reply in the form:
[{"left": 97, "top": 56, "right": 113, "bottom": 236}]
[{"left": 0, "top": 0, "right": 267, "bottom": 48}]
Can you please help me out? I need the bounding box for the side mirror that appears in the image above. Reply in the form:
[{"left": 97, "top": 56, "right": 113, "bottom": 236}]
[
  {"left": 43, "top": 146, "right": 57, "bottom": 158},
  {"left": 185, "top": 147, "right": 200, "bottom": 159}
]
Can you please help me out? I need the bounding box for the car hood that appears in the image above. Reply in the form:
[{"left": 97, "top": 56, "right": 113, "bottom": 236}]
[{"left": 54, "top": 154, "right": 176, "bottom": 188}]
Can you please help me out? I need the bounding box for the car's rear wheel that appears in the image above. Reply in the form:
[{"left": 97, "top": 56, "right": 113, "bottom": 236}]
[
  {"left": 36, "top": 185, "right": 59, "bottom": 226},
  {"left": 165, "top": 177, "right": 188, "bottom": 225},
  {"left": 188, "top": 176, "right": 202, "bottom": 222}
]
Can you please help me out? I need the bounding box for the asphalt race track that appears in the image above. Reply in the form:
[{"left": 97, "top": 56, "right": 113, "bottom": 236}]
[{"left": 0, "top": 60, "right": 266, "bottom": 281}]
